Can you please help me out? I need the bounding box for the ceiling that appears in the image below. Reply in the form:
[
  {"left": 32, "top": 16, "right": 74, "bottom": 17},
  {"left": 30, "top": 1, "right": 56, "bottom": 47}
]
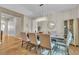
[{"left": 0, "top": 4, "right": 78, "bottom": 18}]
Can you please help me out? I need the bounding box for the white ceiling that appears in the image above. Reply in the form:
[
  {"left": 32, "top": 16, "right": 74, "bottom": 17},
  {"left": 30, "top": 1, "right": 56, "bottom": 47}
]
[{"left": 0, "top": 4, "right": 78, "bottom": 18}]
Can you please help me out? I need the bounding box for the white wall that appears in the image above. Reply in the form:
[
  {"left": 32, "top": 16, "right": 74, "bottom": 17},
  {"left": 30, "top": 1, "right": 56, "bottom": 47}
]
[
  {"left": 48, "top": 13, "right": 64, "bottom": 36},
  {"left": 32, "top": 6, "right": 79, "bottom": 39},
  {"left": 38, "top": 21, "right": 48, "bottom": 33},
  {"left": 32, "top": 20, "right": 37, "bottom": 32},
  {"left": 23, "top": 16, "right": 33, "bottom": 33},
  {"left": 15, "top": 6, "right": 79, "bottom": 45},
  {"left": 47, "top": 6, "right": 79, "bottom": 38},
  {"left": 32, "top": 13, "right": 64, "bottom": 38}
]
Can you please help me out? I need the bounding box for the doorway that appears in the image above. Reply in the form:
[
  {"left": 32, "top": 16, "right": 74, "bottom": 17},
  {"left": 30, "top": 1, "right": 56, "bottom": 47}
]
[
  {"left": 0, "top": 7, "right": 24, "bottom": 44},
  {"left": 0, "top": 13, "right": 17, "bottom": 43}
]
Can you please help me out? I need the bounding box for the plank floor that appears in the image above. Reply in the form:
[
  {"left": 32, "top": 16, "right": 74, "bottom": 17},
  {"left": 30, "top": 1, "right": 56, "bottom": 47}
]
[
  {"left": 0, "top": 35, "right": 79, "bottom": 55},
  {"left": 0, "top": 35, "right": 37, "bottom": 55}
]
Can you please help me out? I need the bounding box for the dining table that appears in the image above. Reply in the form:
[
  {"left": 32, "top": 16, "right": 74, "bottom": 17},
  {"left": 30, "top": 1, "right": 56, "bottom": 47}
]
[{"left": 50, "top": 35, "right": 65, "bottom": 43}]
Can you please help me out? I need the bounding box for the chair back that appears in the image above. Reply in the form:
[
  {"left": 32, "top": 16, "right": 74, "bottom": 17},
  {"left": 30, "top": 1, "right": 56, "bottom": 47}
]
[
  {"left": 66, "top": 31, "right": 73, "bottom": 47},
  {"left": 28, "top": 33, "right": 36, "bottom": 45},
  {"left": 39, "top": 34, "right": 51, "bottom": 49},
  {"left": 20, "top": 32, "right": 27, "bottom": 40}
]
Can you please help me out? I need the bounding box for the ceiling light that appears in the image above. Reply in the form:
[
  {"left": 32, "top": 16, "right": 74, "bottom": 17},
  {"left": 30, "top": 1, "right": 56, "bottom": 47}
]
[
  {"left": 50, "top": 23, "right": 55, "bottom": 26},
  {"left": 36, "top": 17, "right": 47, "bottom": 22}
]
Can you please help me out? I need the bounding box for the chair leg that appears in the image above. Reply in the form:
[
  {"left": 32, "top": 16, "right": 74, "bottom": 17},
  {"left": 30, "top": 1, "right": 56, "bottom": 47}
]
[
  {"left": 67, "top": 49, "right": 69, "bottom": 55},
  {"left": 37, "top": 45, "right": 41, "bottom": 55},
  {"left": 29, "top": 44, "right": 35, "bottom": 51},
  {"left": 35, "top": 45, "right": 40, "bottom": 54},
  {"left": 21, "top": 41, "right": 24, "bottom": 47},
  {"left": 34, "top": 46, "right": 37, "bottom": 54},
  {"left": 26, "top": 42, "right": 29, "bottom": 49},
  {"left": 49, "top": 50, "right": 52, "bottom": 55},
  {"left": 66, "top": 48, "right": 69, "bottom": 55},
  {"left": 40, "top": 48, "right": 43, "bottom": 55},
  {"left": 47, "top": 49, "right": 51, "bottom": 55}
]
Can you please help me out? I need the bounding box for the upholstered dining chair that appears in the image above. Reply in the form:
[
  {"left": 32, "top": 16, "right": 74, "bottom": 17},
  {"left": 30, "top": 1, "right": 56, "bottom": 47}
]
[
  {"left": 28, "top": 33, "right": 40, "bottom": 54},
  {"left": 39, "top": 34, "right": 52, "bottom": 55},
  {"left": 20, "top": 32, "right": 30, "bottom": 48},
  {"left": 52, "top": 31, "right": 73, "bottom": 55}
]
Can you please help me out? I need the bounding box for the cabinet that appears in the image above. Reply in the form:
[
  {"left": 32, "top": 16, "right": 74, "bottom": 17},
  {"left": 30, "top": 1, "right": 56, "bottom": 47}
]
[
  {"left": 64, "top": 19, "right": 79, "bottom": 46},
  {"left": 64, "top": 19, "right": 74, "bottom": 39}
]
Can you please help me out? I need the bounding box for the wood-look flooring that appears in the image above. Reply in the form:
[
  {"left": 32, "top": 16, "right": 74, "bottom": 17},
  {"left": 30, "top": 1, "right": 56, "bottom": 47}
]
[
  {"left": 0, "top": 35, "right": 79, "bottom": 55},
  {"left": 0, "top": 35, "right": 37, "bottom": 55},
  {"left": 69, "top": 45, "right": 79, "bottom": 55}
]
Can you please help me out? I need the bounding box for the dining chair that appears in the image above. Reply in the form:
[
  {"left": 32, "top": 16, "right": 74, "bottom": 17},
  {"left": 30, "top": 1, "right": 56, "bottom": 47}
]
[
  {"left": 39, "top": 34, "right": 52, "bottom": 55},
  {"left": 20, "top": 32, "right": 30, "bottom": 48},
  {"left": 52, "top": 31, "right": 73, "bottom": 55},
  {"left": 28, "top": 33, "right": 39, "bottom": 54}
]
